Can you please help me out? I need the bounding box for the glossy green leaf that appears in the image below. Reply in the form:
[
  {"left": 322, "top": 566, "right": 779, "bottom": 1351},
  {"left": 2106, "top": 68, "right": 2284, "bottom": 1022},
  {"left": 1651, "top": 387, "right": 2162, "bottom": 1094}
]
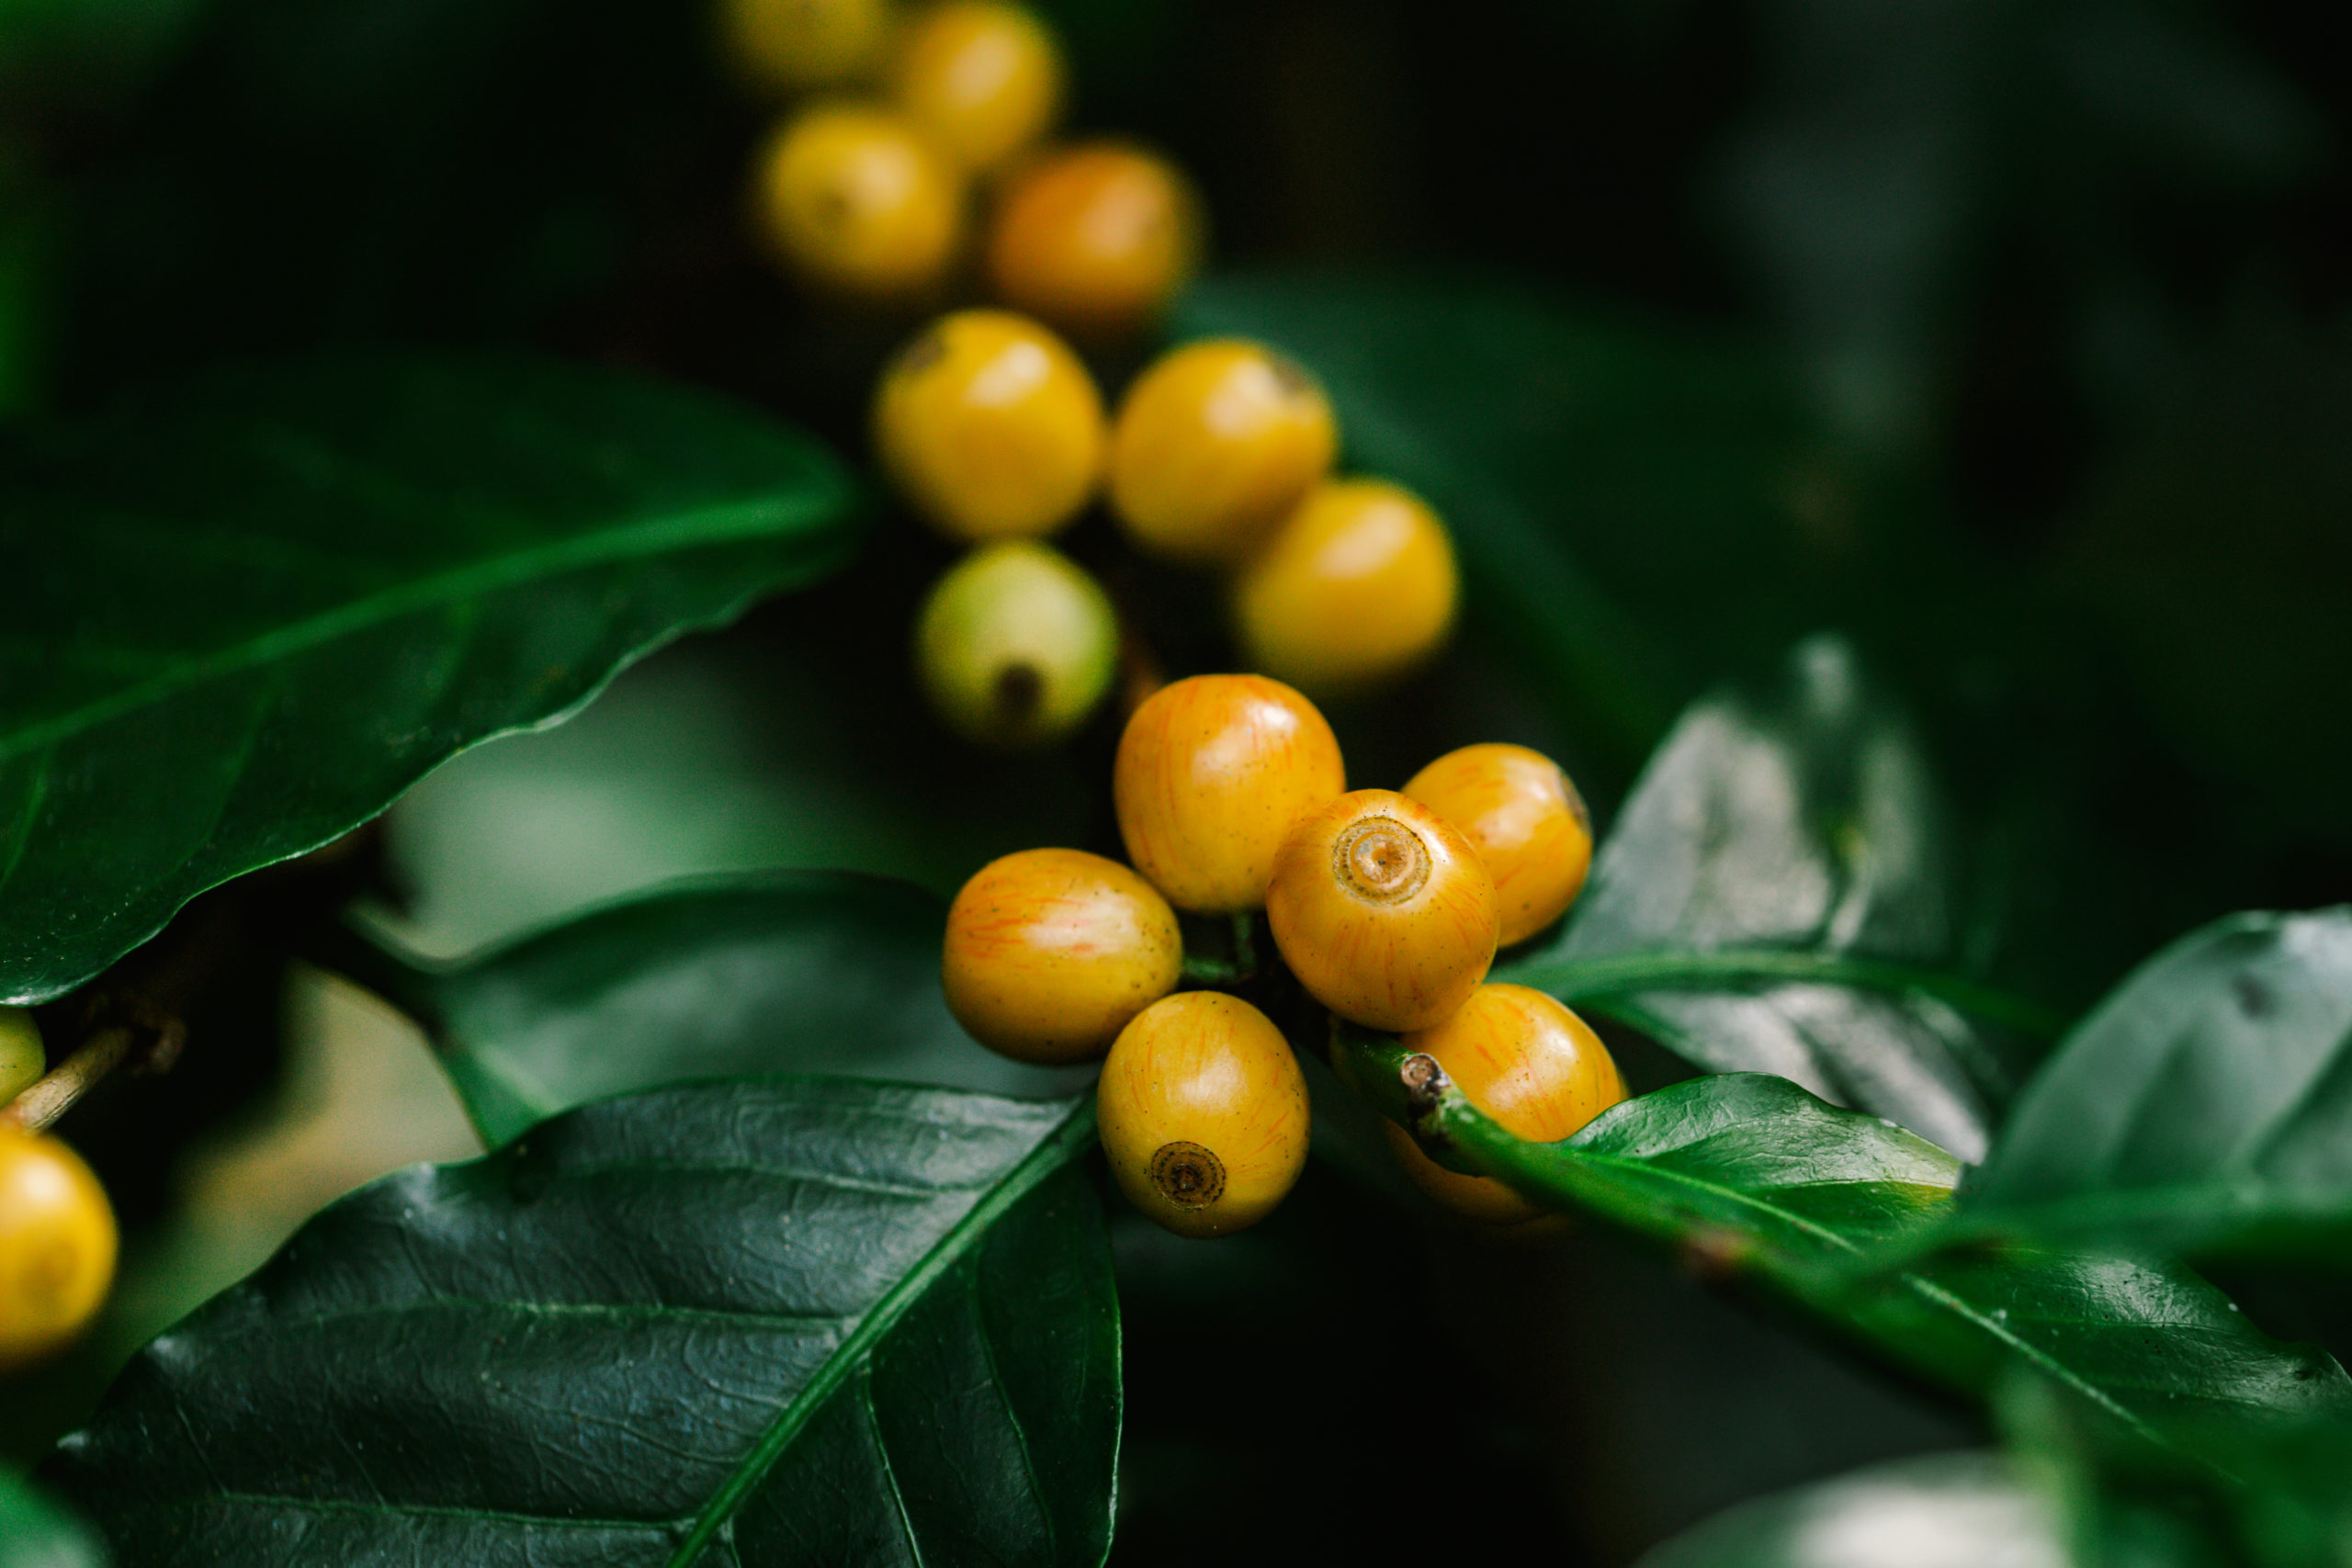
[
  {"left": 0, "top": 355, "right": 859, "bottom": 1005},
  {"left": 339, "top": 871, "right": 1091, "bottom": 1148},
  {"left": 1498, "top": 637, "right": 2058, "bottom": 1162},
  {"left": 2002, "top": 1373, "right": 2352, "bottom": 1568},
  {"left": 1176, "top": 270, "right": 1832, "bottom": 761},
  {"left": 1334, "top": 1032, "right": 2352, "bottom": 1460},
  {"left": 1633, "top": 1451, "right": 2064, "bottom": 1568},
  {"left": 48, "top": 1077, "right": 1116, "bottom": 1567},
  {"left": 1961, "top": 909, "right": 2352, "bottom": 1263},
  {"left": 0, "top": 1470, "right": 106, "bottom": 1568}
]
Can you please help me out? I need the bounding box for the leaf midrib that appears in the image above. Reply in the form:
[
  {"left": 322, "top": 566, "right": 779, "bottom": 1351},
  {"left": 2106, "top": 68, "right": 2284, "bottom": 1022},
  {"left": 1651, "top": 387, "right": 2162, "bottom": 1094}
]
[
  {"left": 0, "top": 494, "right": 838, "bottom": 763},
  {"left": 1482, "top": 1131, "right": 2171, "bottom": 1453},
  {"left": 663, "top": 1097, "right": 1099, "bottom": 1568}
]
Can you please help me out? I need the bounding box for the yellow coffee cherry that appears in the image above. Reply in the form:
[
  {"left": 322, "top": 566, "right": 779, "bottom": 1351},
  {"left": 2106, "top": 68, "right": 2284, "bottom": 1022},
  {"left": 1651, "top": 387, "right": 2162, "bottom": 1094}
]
[
  {"left": 1234, "top": 479, "right": 1458, "bottom": 691},
  {"left": 888, "top": 1, "right": 1063, "bottom": 174},
  {"left": 1, "top": 1007, "right": 42, "bottom": 1103},
  {"left": 1108, "top": 339, "right": 1339, "bottom": 568},
  {"left": 1097, "top": 992, "right": 1309, "bottom": 1238},
  {"left": 752, "top": 102, "right": 965, "bottom": 299},
  {"left": 1404, "top": 743, "right": 1593, "bottom": 947},
  {"left": 874, "top": 308, "right": 1105, "bottom": 541},
  {"left": 1385, "top": 985, "right": 1625, "bottom": 1224},
  {"left": 943, "top": 847, "right": 1182, "bottom": 1063},
  {"left": 719, "top": 0, "right": 896, "bottom": 95},
  {"left": 0, "top": 1129, "right": 117, "bottom": 1369},
  {"left": 985, "top": 141, "right": 1201, "bottom": 341},
  {"left": 916, "top": 542, "right": 1117, "bottom": 748},
  {"left": 1266, "top": 789, "right": 1499, "bottom": 1032},
  {"left": 1114, "top": 673, "right": 1346, "bottom": 914}
]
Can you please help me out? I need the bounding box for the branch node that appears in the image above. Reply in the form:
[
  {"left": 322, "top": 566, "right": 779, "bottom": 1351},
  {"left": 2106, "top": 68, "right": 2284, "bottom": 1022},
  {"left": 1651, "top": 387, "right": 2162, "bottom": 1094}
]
[{"left": 1399, "top": 1052, "right": 1449, "bottom": 1117}]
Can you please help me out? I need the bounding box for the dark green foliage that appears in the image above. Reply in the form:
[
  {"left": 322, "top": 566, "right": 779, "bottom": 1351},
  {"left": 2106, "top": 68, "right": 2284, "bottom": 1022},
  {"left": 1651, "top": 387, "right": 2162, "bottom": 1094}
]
[
  {"left": 1500, "top": 637, "right": 2052, "bottom": 1161},
  {"left": 1963, "top": 909, "right": 2352, "bottom": 1263},
  {"left": 350, "top": 871, "right": 1088, "bottom": 1148},
  {"left": 0, "top": 355, "right": 858, "bottom": 1004},
  {"left": 1335, "top": 1033, "right": 2352, "bottom": 1461},
  {"left": 47, "top": 1079, "right": 1116, "bottom": 1568}
]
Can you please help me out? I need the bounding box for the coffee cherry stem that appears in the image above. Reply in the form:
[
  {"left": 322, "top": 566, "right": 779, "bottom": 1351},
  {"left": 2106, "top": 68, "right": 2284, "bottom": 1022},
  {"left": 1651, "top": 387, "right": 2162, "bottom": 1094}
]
[
  {"left": 0, "top": 1014, "right": 181, "bottom": 1135},
  {"left": 1175, "top": 908, "right": 1266, "bottom": 987},
  {"left": 1181, "top": 953, "right": 1247, "bottom": 987},
  {"left": 1327, "top": 1016, "right": 1493, "bottom": 1181},
  {"left": 1229, "top": 911, "right": 1259, "bottom": 978}
]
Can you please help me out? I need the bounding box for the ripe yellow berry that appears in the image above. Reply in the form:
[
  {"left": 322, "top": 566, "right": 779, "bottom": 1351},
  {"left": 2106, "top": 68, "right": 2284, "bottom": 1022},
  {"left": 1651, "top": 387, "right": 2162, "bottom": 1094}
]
[
  {"left": 719, "top": 0, "right": 895, "bottom": 95},
  {"left": 1108, "top": 340, "right": 1339, "bottom": 568},
  {"left": 1, "top": 1008, "right": 42, "bottom": 1104},
  {"left": 916, "top": 542, "right": 1117, "bottom": 747},
  {"left": 888, "top": 1, "right": 1063, "bottom": 174},
  {"left": 0, "top": 1130, "right": 117, "bottom": 1369},
  {"left": 1266, "top": 789, "right": 1499, "bottom": 1032},
  {"left": 943, "top": 848, "right": 1182, "bottom": 1063},
  {"left": 1404, "top": 743, "right": 1593, "bottom": 947},
  {"left": 1385, "top": 985, "right": 1624, "bottom": 1224},
  {"left": 753, "top": 103, "right": 965, "bottom": 299},
  {"left": 985, "top": 141, "right": 1200, "bottom": 341},
  {"left": 1234, "top": 479, "right": 1458, "bottom": 691},
  {"left": 1097, "top": 992, "right": 1308, "bottom": 1238},
  {"left": 1114, "top": 673, "right": 1346, "bottom": 913},
  {"left": 874, "top": 309, "right": 1106, "bottom": 540}
]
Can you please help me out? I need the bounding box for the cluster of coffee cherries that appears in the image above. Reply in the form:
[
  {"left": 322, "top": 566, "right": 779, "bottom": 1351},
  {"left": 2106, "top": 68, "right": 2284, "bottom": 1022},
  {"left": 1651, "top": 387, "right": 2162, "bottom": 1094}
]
[
  {"left": 942, "top": 673, "right": 1625, "bottom": 1236},
  {"left": 878, "top": 315, "right": 1463, "bottom": 748},
  {"left": 0, "top": 1007, "right": 119, "bottom": 1369},
  {"left": 725, "top": 0, "right": 1197, "bottom": 338}
]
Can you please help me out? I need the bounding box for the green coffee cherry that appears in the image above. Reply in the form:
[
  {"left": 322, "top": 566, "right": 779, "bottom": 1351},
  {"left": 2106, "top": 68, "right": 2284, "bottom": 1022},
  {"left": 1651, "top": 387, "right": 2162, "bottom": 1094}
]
[
  {"left": 0, "top": 1008, "right": 41, "bottom": 1104},
  {"left": 917, "top": 541, "right": 1117, "bottom": 747}
]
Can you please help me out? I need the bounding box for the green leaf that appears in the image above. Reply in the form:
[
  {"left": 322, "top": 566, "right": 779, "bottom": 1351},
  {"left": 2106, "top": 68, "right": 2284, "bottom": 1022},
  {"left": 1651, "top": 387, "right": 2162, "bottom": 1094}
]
[
  {"left": 337, "top": 871, "right": 1091, "bottom": 1148},
  {"left": 1632, "top": 1451, "right": 2064, "bottom": 1568},
  {"left": 1175, "top": 269, "right": 1833, "bottom": 762},
  {"left": 0, "top": 354, "right": 860, "bottom": 1005},
  {"left": 48, "top": 1077, "right": 1116, "bottom": 1567},
  {"left": 1334, "top": 1032, "right": 2352, "bottom": 1461},
  {"left": 1960, "top": 908, "right": 2352, "bottom": 1263},
  {"left": 1498, "top": 637, "right": 2059, "bottom": 1162},
  {"left": 2002, "top": 1373, "right": 2352, "bottom": 1568},
  {"left": 0, "top": 1470, "right": 106, "bottom": 1568}
]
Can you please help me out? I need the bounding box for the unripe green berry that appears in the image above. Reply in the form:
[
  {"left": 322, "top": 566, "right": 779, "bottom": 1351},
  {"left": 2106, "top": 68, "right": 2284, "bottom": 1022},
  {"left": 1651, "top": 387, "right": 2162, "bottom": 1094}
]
[
  {"left": 0, "top": 1008, "right": 41, "bottom": 1104},
  {"left": 917, "top": 541, "right": 1117, "bottom": 747}
]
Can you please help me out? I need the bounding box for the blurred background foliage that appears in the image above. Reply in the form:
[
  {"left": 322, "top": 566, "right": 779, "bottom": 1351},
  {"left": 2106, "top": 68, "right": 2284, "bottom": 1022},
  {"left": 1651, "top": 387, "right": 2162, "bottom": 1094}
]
[{"left": 4, "top": 0, "right": 2348, "bottom": 1561}]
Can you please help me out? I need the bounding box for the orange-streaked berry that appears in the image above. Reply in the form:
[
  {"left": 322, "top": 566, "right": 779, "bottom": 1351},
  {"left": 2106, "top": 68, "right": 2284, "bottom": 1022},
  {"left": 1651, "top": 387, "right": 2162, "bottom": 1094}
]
[
  {"left": 1108, "top": 339, "right": 1338, "bottom": 568},
  {"left": 1114, "top": 673, "right": 1345, "bottom": 913},
  {"left": 874, "top": 309, "right": 1105, "bottom": 540},
  {"left": 1404, "top": 743, "right": 1592, "bottom": 947},
  {"left": 888, "top": 1, "right": 1064, "bottom": 173},
  {"left": 1097, "top": 991, "right": 1309, "bottom": 1238},
  {"left": 1387, "top": 984, "right": 1625, "bottom": 1224},
  {"left": 943, "top": 848, "right": 1183, "bottom": 1063},
  {"left": 1266, "top": 789, "right": 1498, "bottom": 1032},
  {"left": 753, "top": 103, "right": 965, "bottom": 299},
  {"left": 1234, "top": 478, "right": 1458, "bottom": 691},
  {"left": 0, "top": 1130, "right": 117, "bottom": 1369},
  {"left": 985, "top": 141, "right": 1201, "bottom": 340}
]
